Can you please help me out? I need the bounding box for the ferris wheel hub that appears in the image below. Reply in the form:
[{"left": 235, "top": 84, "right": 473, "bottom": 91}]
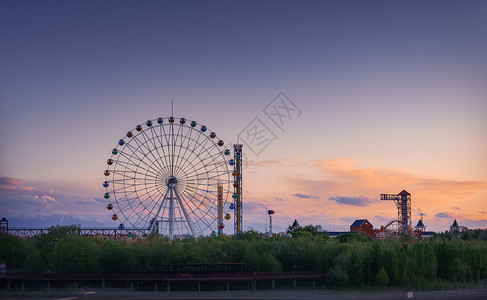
[{"left": 166, "top": 176, "right": 178, "bottom": 187}]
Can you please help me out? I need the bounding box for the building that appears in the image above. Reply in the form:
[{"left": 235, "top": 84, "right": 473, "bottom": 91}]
[
  {"left": 350, "top": 219, "right": 376, "bottom": 236},
  {"left": 450, "top": 219, "right": 460, "bottom": 232}
]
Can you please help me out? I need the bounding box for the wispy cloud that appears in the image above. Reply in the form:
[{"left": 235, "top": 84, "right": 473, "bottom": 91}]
[
  {"left": 460, "top": 219, "right": 487, "bottom": 228},
  {"left": 435, "top": 212, "right": 455, "bottom": 219},
  {"left": 292, "top": 193, "right": 319, "bottom": 199},
  {"left": 329, "top": 196, "right": 378, "bottom": 207},
  {"left": 451, "top": 207, "right": 461, "bottom": 210},
  {"left": 0, "top": 176, "right": 104, "bottom": 218},
  {"left": 75, "top": 198, "right": 106, "bottom": 205},
  {"left": 274, "top": 197, "right": 287, "bottom": 202}
]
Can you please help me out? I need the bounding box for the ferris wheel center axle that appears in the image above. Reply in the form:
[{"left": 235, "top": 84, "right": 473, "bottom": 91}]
[{"left": 166, "top": 176, "right": 178, "bottom": 187}]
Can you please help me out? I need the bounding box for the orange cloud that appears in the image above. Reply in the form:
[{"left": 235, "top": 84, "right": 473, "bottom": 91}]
[
  {"left": 316, "top": 158, "right": 487, "bottom": 195},
  {"left": 245, "top": 158, "right": 487, "bottom": 231}
]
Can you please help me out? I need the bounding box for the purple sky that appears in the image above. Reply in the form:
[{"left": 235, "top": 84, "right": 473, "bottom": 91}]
[{"left": 1, "top": 1, "right": 486, "bottom": 233}]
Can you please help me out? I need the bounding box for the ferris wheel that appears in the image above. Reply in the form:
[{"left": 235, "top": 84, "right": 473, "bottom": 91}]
[{"left": 103, "top": 116, "right": 232, "bottom": 239}]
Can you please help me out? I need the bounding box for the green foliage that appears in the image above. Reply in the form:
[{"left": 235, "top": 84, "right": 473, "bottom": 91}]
[
  {"left": 375, "top": 266, "right": 389, "bottom": 287},
  {"left": 0, "top": 225, "right": 486, "bottom": 291},
  {"left": 22, "top": 248, "right": 45, "bottom": 273},
  {"left": 99, "top": 239, "right": 131, "bottom": 273},
  {"left": 338, "top": 232, "right": 370, "bottom": 243},
  {"left": 0, "top": 235, "right": 27, "bottom": 270},
  {"left": 449, "top": 257, "right": 468, "bottom": 282},
  {"left": 326, "top": 265, "right": 349, "bottom": 288},
  {"left": 52, "top": 235, "right": 100, "bottom": 274},
  {"left": 287, "top": 224, "right": 330, "bottom": 239}
]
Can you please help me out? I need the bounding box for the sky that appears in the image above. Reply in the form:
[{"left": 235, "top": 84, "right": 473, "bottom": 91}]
[{"left": 1, "top": 0, "right": 486, "bottom": 234}]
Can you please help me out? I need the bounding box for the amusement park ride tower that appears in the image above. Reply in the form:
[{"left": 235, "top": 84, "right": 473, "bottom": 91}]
[
  {"left": 380, "top": 190, "right": 412, "bottom": 235},
  {"left": 233, "top": 144, "right": 243, "bottom": 234},
  {"left": 217, "top": 183, "right": 224, "bottom": 235}
]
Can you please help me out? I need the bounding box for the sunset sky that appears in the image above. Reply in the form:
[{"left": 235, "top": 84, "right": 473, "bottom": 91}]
[{"left": 1, "top": 1, "right": 486, "bottom": 233}]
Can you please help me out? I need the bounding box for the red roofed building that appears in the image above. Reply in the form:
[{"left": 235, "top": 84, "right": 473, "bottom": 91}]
[{"left": 350, "top": 219, "right": 376, "bottom": 236}]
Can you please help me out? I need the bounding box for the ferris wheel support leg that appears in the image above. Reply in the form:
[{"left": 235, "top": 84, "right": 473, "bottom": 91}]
[
  {"left": 149, "top": 188, "right": 170, "bottom": 233},
  {"left": 174, "top": 188, "right": 196, "bottom": 237},
  {"left": 169, "top": 187, "right": 175, "bottom": 240}
]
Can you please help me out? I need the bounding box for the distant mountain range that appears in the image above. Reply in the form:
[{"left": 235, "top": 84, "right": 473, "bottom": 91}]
[{"left": 3, "top": 214, "right": 114, "bottom": 228}]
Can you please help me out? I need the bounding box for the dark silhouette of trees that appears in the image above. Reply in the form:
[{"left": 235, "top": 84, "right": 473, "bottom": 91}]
[{"left": 1, "top": 225, "right": 486, "bottom": 289}]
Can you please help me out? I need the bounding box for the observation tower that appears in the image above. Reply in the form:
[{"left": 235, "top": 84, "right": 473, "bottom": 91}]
[{"left": 380, "top": 190, "right": 412, "bottom": 235}]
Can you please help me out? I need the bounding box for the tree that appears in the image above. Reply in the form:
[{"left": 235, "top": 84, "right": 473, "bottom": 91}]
[
  {"left": 98, "top": 239, "right": 130, "bottom": 273},
  {"left": 375, "top": 266, "right": 389, "bottom": 287},
  {"left": 22, "top": 248, "right": 45, "bottom": 273},
  {"left": 287, "top": 224, "right": 329, "bottom": 239},
  {"left": 52, "top": 235, "right": 100, "bottom": 274},
  {"left": 0, "top": 235, "right": 27, "bottom": 271},
  {"left": 449, "top": 257, "right": 467, "bottom": 282},
  {"left": 338, "top": 232, "right": 370, "bottom": 243},
  {"left": 326, "top": 265, "right": 349, "bottom": 289}
]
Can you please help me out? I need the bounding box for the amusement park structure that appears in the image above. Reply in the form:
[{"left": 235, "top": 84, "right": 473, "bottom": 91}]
[
  {"left": 2, "top": 115, "right": 245, "bottom": 240},
  {"left": 267, "top": 210, "right": 275, "bottom": 235},
  {"left": 380, "top": 190, "right": 412, "bottom": 235},
  {"left": 217, "top": 183, "right": 224, "bottom": 235},
  {"left": 344, "top": 190, "right": 427, "bottom": 239},
  {"left": 232, "top": 144, "right": 243, "bottom": 234},
  {"left": 103, "top": 116, "right": 234, "bottom": 239}
]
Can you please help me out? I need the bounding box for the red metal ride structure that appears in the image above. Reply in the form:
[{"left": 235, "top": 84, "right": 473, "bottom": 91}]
[{"left": 380, "top": 190, "right": 412, "bottom": 235}]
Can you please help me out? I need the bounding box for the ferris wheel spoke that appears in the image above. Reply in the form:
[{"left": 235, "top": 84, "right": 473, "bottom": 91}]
[
  {"left": 177, "top": 188, "right": 203, "bottom": 211},
  {"left": 156, "top": 125, "right": 172, "bottom": 171},
  {"left": 162, "top": 123, "right": 176, "bottom": 177},
  {"left": 139, "top": 129, "right": 167, "bottom": 172},
  {"left": 148, "top": 127, "right": 171, "bottom": 173},
  {"left": 180, "top": 185, "right": 215, "bottom": 206},
  {"left": 177, "top": 194, "right": 206, "bottom": 217},
  {"left": 184, "top": 160, "right": 226, "bottom": 179},
  {"left": 176, "top": 129, "right": 208, "bottom": 175},
  {"left": 178, "top": 142, "right": 224, "bottom": 178},
  {"left": 133, "top": 182, "right": 162, "bottom": 206},
  {"left": 129, "top": 134, "right": 167, "bottom": 176},
  {"left": 185, "top": 196, "right": 214, "bottom": 226},
  {"left": 147, "top": 185, "right": 168, "bottom": 217},
  {"left": 169, "top": 122, "right": 177, "bottom": 177},
  {"left": 112, "top": 170, "right": 159, "bottom": 185},
  {"left": 112, "top": 179, "right": 162, "bottom": 192},
  {"left": 191, "top": 137, "right": 213, "bottom": 165},
  {"left": 183, "top": 160, "right": 227, "bottom": 181},
  {"left": 120, "top": 139, "right": 154, "bottom": 169},
  {"left": 175, "top": 149, "right": 213, "bottom": 179},
  {"left": 117, "top": 196, "right": 145, "bottom": 225},
  {"left": 172, "top": 122, "right": 184, "bottom": 163},
  {"left": 170, "top": 122, "right": 184, "bottom": 178},
  {"left": 117, "top": 144, "right": 160, "bottom": 177},
  {"left": 196, "top": 142, "right": 224, "bottom": 165},
  {"left": 174, "top": 126, "right": 197, "bottom": 173},
  {"left": 132, "top": 129, "right": 162, "bottom": 166},
  {"left": 112, "top": 159, "right": 160, "bottom": 179},
  {"left": 174, "top": 125, "right": 200, "bottom": 175}
]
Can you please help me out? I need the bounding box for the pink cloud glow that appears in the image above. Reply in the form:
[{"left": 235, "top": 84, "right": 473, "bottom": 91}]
[{"left": 244, "top": 158, "right": 487, "bottom": 231}]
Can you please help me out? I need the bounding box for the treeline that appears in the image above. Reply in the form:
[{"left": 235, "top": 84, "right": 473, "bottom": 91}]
[{"left": 1, "top": 225, "right": 487, "bottom": 289}]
